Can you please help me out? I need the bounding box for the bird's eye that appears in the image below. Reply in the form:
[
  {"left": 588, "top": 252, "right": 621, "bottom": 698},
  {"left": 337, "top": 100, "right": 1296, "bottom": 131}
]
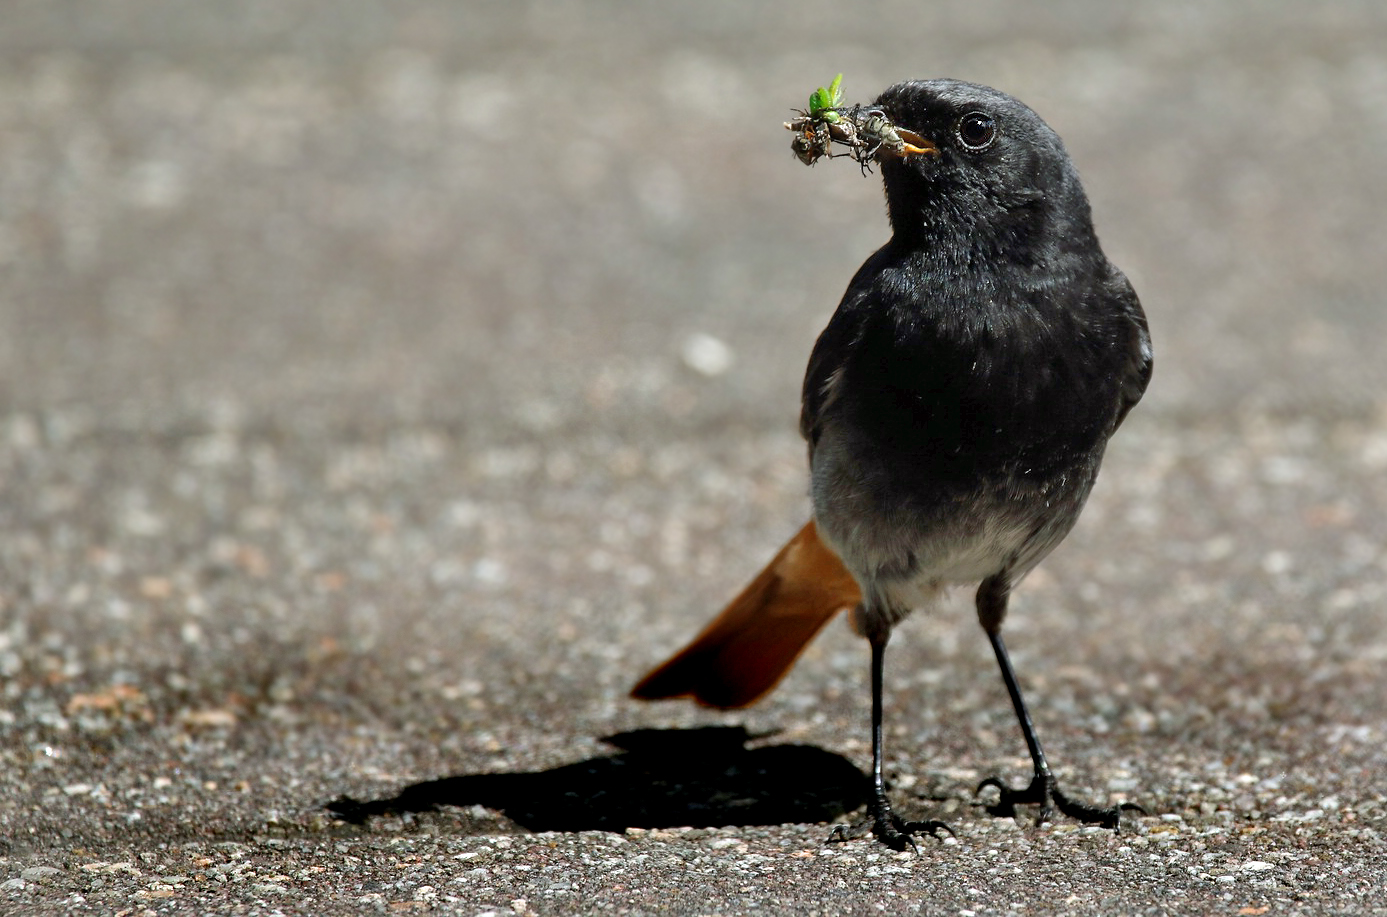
[{"left": 956, "top": 112, "right": 996, "bottom": 151}]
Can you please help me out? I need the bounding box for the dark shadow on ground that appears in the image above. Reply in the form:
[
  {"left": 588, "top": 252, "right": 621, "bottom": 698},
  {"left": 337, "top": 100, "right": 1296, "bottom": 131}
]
[{"left": 327, "top": 726, "right": 868, "bottom": 833}]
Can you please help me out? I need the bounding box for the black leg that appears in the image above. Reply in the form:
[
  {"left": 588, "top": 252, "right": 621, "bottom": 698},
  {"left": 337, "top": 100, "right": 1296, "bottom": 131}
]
[
  {"left": 974, "top": 576, "right": 1141, "bottom": 829},
  {"left": 829, "top": 628, "right": 951, "bottom": 849}
]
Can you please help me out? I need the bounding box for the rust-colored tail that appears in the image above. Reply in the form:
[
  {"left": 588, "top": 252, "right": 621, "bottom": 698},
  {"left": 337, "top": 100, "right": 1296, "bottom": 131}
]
[{"left": 630, "top": 520, "right": 862, "bottom": 709}]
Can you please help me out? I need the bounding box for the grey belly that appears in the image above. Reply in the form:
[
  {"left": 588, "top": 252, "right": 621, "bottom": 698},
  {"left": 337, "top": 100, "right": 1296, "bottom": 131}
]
[{"left": 809, "top": 426, "right": 1098, "bottom": 617}]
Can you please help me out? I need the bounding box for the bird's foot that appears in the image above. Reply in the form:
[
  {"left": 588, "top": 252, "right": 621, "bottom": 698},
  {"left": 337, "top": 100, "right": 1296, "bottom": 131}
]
[
  {"left": 827, "top": 797, "right": 953, "bottom": 851},
  {"left": 976, "top": 772, "right": 1144, "bottom": 830}
]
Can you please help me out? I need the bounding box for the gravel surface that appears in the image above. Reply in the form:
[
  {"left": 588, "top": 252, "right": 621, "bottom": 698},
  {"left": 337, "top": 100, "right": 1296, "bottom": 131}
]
[{"left": 3, "top": 2, "right": 1386, "bottom": 914}]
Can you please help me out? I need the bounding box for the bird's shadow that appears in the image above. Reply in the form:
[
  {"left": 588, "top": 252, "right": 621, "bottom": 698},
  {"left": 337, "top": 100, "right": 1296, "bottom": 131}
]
[{"left": 327, "top": 726, "right": 869, "bottom": 833}]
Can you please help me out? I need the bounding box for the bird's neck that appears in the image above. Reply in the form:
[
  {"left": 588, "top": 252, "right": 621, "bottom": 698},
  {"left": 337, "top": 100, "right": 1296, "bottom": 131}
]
[{"left": 886, "top": 193, "right": 1099, "bottom": 291}]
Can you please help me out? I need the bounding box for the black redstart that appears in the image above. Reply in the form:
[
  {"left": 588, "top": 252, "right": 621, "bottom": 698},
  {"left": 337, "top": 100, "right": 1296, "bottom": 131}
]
[{"left": 633, "top": 79, "right": 1152, "bottom": 849}]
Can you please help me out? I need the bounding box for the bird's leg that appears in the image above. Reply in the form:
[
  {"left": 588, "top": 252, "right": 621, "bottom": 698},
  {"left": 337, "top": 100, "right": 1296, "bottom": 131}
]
[
  {"left": 829, "top": 623, "right": 951, "bottom": 849},
  {"left": 973, "top": 576, "right": 1141, "bottom": 829}
]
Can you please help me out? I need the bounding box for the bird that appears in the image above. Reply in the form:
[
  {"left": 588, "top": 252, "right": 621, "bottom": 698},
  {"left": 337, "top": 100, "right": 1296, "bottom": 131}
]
[{"left": 631, "top": 79, "right": 1153, "bottom": 849}]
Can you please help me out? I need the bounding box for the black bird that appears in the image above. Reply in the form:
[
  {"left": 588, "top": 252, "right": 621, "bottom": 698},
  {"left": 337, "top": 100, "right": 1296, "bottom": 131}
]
[{"left": 632, "top": 79, "right": 1153, "bottom": 849}]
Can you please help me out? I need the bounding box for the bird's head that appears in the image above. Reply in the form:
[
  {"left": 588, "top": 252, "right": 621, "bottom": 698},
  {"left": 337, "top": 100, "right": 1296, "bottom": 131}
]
[{"left": 871, "top": 80, "right": 1096, "bottom": 258}]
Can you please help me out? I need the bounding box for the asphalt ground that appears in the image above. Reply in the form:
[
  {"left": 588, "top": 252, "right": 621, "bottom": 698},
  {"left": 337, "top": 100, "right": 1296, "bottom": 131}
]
[{"left": 2, "top": 1, "right": 1386, "bottom": 914}]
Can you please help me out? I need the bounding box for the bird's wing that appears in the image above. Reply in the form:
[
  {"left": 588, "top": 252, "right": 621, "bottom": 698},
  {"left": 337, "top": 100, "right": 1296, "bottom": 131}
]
[
  {"left": 800, "top": 246, "right": 897, "bottom": 458},
  {"left": 1108, "top": 267, "right": 1152, "bottom": 433}
]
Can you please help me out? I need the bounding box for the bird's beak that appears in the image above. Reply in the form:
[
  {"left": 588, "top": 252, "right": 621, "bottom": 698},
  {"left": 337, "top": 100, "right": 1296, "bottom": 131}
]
[{"left": 884, "top": 128, "right": 938, "bottom": 159}]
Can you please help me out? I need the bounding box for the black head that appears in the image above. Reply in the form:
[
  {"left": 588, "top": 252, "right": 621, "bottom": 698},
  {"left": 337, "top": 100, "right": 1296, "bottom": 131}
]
[{"left": 872, "top": 80, "right": 1097, "bottom": 262}]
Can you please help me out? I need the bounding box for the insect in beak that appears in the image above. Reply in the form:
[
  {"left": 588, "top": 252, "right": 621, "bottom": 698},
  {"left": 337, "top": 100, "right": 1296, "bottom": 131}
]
[{"left": 883, "top": 128, "right": 938, "bottom": 158}]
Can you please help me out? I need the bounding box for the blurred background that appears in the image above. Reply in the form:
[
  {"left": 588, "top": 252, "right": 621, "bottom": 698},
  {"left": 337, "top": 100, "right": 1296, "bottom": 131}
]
[
  {"left": 2, "top": 0, "right": 1386, "bottom": 856},
  {"left": 6, "top": 1, "right": 1386, "bottom": 422}
]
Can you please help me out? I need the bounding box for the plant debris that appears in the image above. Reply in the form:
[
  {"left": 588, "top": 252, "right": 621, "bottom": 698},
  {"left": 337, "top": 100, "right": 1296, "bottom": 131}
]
[{"left": 784, "top": 74, "right": 935, "bottom": 170}]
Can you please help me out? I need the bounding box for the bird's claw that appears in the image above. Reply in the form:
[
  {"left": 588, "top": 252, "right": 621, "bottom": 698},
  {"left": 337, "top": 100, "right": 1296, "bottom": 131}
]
[
  {"left": 976, "top": 773, "right": 1144, "bottom": 830},
  {"left": 827, "top": 809, "right": 953, "bottom": 851}
]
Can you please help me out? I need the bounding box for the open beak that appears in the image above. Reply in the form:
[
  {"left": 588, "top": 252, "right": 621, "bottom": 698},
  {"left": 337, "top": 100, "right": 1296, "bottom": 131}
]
[{"left": 886, "top": 128, "right": 938, "bottom": 159}]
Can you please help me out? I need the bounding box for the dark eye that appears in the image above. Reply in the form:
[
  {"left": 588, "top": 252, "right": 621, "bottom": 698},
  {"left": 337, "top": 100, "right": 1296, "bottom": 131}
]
[{"left": 957, "top": 112, "right": 996, "bottom": 151}]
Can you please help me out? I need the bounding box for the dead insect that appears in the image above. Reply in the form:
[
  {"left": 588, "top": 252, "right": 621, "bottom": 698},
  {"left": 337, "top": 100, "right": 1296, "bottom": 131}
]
[
  {"left": 786, "top": 74, "right": 860, "bottom": 165},
  {"left": 853, "top": 107, "right": 903, "bottom": 158},
  {"left": 786, "top": 111, "right": 872, "bottom": 165},
  {"left": 786, "top": 75, "right": 939, "bottom": 169},
  {"left": 786, "top": 112, "right": 833, "bottom": 165},
  {"left": 851, "top": 107, "right": 935, "bottom": 161}
]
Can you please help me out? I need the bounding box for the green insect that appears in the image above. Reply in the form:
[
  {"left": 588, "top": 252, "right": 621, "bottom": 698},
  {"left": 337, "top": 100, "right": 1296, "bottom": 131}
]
[{"left": 808, "top": 73, "right": 844, "bottom": 123}]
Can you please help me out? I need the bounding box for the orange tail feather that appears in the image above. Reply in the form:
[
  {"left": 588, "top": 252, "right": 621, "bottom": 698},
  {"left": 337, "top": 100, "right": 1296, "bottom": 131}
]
[{"left": 630, "top": 520, "right": 862, "bottom": 709}]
